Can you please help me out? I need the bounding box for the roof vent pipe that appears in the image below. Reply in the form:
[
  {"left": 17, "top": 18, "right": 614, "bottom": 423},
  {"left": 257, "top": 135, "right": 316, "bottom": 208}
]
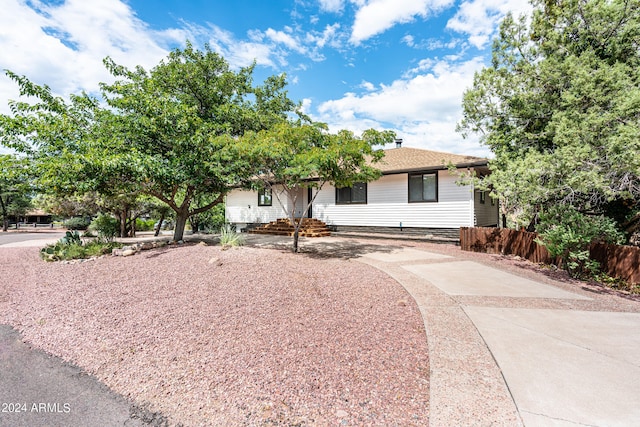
[{"left": 395, "top": 138, "right": 403, "bottom": 148}]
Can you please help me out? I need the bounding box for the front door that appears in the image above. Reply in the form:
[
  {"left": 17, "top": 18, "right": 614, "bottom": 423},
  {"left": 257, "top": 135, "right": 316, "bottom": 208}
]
[{"left": 307, "top": 187, "right": 313, "bottom": 218}]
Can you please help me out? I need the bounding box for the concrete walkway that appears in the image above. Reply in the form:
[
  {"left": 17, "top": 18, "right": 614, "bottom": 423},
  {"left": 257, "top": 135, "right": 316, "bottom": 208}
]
[{"left": 357, "top": 246, "right": 640, "bottom": 427}]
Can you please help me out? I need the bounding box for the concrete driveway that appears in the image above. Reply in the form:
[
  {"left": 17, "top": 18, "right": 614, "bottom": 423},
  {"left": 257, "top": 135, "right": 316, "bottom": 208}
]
[{"left": 358, "top": 246, "right": 640, "bottom": 427}]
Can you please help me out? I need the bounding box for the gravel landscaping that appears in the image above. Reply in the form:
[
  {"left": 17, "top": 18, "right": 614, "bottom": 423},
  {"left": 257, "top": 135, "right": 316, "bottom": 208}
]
[{"left": 0, "top": 242, "right": 429, "bottom": 426}]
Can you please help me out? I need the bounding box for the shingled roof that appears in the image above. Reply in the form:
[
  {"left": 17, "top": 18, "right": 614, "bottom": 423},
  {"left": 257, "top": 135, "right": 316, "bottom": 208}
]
[{"left": 375, "top": 147, "right": 488, "bottom": 174}]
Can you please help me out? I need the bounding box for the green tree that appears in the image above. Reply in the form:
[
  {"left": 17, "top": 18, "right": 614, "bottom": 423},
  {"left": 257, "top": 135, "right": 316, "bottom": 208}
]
[
  {"left": 93, "top": 43, "right": 299, "bottom": 240},
  {"left": 36, "top": 193, "right": 101, "bottom": 219},
  {"left": 240, "top": 121, "right": 395, "bottom": 252},
  {"left": 0, "top": 154, "right": 32, "bottom": 231},
  {"left": 458, "top": 0, "right": 640, "bottom": 234},
  {"left": 97, "top": 192, "right": 152, "bottom": 238},
  {"left": 1, "top": 43, "right": 300, "bottom": 241},
  {"left": 188, "top": 196, "right": 225, "bottom": 233}
]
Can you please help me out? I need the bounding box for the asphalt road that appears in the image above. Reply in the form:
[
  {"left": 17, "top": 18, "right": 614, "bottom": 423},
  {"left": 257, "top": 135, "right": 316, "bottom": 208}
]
[
  {"left": 0, "top": 231, "right": 65, "bottom": 247},
  {"left": 0, "top": 325, "right": 168, "bottom": 427},
  {"left": 0, "top": 232, "right": 171, "bottom": 426}
]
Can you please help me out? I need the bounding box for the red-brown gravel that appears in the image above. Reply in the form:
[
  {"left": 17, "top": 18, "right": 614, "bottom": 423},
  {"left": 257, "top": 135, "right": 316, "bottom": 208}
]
[{"left": 0, "top": 243, "right": 429, "bottom": 426}]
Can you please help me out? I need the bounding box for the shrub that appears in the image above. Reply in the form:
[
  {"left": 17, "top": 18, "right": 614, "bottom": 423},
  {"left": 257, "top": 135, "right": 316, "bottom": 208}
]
[
  {"left": 59, "top": 230, "right": 82, "bottom": 245},
  {"left": 189, "top": 204, "right": 225, "bottom": 233},
  {"left": 91, "top": 214, "right": 120, "bottom": 241},
  {"left": 135, "top": 218, "right": 155, "bottom": 231},
  {"left": 536, "top": 206, "right": 624, "bottom": 278},
  {"left": 84, "top": 239, "right": 123, "bottom": 257},
  {"left": 64, "top": 217, "right": 91, "bottom": 230},
  {"left": 40, "top": 234, "right": 122, "bottom": 262},
  {"left": 219, "top": 224, "right": 245, "bottom": 247},
  {"left": 203, "top": 204, "right": 226, "bottom": 233}
]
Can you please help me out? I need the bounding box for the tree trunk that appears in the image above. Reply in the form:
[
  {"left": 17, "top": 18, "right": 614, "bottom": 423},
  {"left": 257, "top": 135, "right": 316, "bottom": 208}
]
[
  {"left": 526, "top": 213, "right": 538, "bottom": 232},
  {"left": 173, "top": 212, "right": 189, "bottom": 241},
  {"left": 154, "top": 213, "right": 165, "bottom": 237},
  {"left": 0, "top": 198, "right": 8, "bottom": 232},
  {"left": 293, "top": 229, "right": 300, "bottom": 253},
  {"left": 131, "top": 216, "right": 136, "bottom": 237},
  {"left": 118, "top": 211, "right": 127, "bottom": 238},
  {"left": 189, "top": 216, "right": 199, "bottom": 235}
]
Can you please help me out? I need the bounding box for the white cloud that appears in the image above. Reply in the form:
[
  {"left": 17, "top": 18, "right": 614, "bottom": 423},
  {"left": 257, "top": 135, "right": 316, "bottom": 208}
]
[
  {"left": 403, "top": 36, "right": 462, "bottom": 51},
  {"left": 360, "top": 80, "right": 376, "bottom": 91},
  {"left": 319, "top": 0, "right": 345, "bottom": 13},
  {"left": 402, "top": 35, "right": 415, "bottom": 47},
  {"left": 0, "top": 0, "right": 180, "bottom": 112},
  {"left": 0, "top": 0, "right": 318, "bottom": 113},
  {"left": 315, "top": 56, "right": 491, "bottom": 156},
  {"left": 191, "top": 24, "right": 277, "bottom": 68},
  {"left": 350, "top": 0, "right": 455, "bottom": 44},
  {"left": 265, "top": 28, "right": 306, "bottom": 54},
  {"left": 300, "top": 97, "right": 313, "bottom": 115},
  {"left": 305, "top": 23, "right": 342, "bottom": 50},
  {"left": 447, "top": 0, "right": 531, "bottom": 49}
]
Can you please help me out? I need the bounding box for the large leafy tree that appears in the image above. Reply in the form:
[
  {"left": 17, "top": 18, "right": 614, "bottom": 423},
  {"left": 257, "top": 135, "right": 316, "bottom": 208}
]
[
  {"left": 0, "top": 154, "right": 32, "bottom": 231},
  {"left": 240, "top": 121, "right": 395, "bottom": 252},
  {"left": 458, "top": 0, "right": 640, "bottom": 234},
  {"left": 1, "top": 43, "right": 299, "bottom": 241},
  {"left": 96, "top": 43, "right": 298, "bottom": 240}
]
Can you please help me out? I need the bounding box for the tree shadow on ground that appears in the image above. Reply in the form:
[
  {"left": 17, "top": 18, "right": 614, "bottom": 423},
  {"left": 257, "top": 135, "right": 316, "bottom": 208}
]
[{"left": 247, "top": 237, "right": 400, "bottom": 260}]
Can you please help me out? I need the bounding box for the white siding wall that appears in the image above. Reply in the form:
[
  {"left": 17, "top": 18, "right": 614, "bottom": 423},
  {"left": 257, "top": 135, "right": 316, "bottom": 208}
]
[
  {"left": 225, "top": 188, "right": 290, "bottom": 225},
  {"left": 313, "top": 170, "right": 475, "bottom": 228},
  {"left": 474, "top": 191, "right": 500, "bottom": 226}
]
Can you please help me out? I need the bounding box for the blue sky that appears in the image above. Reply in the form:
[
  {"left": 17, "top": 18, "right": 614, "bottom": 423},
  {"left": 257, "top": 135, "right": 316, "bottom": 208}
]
[{"left": 0, "top": 0, "right": 532, "bottom": 156}]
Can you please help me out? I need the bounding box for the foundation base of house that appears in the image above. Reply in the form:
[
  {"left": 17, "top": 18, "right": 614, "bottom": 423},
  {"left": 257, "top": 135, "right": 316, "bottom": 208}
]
[{"left": 329, "top": 226, "right": 461, "bottom": 244}]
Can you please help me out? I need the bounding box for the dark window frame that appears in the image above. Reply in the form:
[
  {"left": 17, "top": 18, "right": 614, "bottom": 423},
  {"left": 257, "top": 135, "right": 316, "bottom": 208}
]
[
  {"left": 258, "top": 188, "right": 272, "bottom": 206},
  {"left": 408, "top": 172, "right": 438, "bottom": 203},
  {"left": 479, "top": 191, "right": 486, "bottom": 204},
  {"left": 335, "top": 182, "right": 368, "bottom": 205}
]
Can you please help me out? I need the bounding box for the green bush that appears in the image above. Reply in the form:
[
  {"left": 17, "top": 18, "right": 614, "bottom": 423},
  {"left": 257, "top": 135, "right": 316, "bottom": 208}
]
[
  {"left": 40, "top": 234, "right": 122, "bottom": 262},
  {"left": 219, "top": 224, "right": 245, "bottom": 247},
  {"left": 59, "top": 230, "right": 82, "bottom": 245},
  {"left": 536, "top": 206, "right": 624, "bottom": 278},
  {"left": 189, "top": 204, "right": 225, "bottom": 233},
  {"left": 84, "top": 239, "right": 123, "bottom": 257},
  {"left": 135, "top": 218, "right": 155, "bottom": 231},
  {"left": 91, "top": 214, "right": 120, "bottom": 241},
  {"left": 64, "top": 217, "right": 91, "bottom": 230}
]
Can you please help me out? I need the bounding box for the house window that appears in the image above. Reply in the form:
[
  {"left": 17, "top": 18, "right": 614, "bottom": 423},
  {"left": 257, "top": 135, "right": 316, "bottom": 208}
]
[
  {"left": 258, "top": 188, "right": 272, "bottom": 206},
  {"left": 336, "top": 182, "right": 367, "bottom": 204},
  {"left": 408, "top": 172, "right": 437, "bottom": 202},
  {"left": 480, "top": 191, "right": 486, "bottom": 204}
]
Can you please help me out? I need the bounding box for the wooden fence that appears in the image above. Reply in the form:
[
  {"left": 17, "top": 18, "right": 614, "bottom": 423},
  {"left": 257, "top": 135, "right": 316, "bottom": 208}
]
[
  {"left": 590, "top": 242, "right": 640, "bottom": 284},
  {"left": 460, "top": 227, "right": 640, "bottom": 284}
]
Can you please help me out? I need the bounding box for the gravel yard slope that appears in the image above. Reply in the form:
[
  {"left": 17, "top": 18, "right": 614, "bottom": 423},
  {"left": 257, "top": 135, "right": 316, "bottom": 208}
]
[{"left": 0, "top": 244, "right": 429, "bottom": 426}]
